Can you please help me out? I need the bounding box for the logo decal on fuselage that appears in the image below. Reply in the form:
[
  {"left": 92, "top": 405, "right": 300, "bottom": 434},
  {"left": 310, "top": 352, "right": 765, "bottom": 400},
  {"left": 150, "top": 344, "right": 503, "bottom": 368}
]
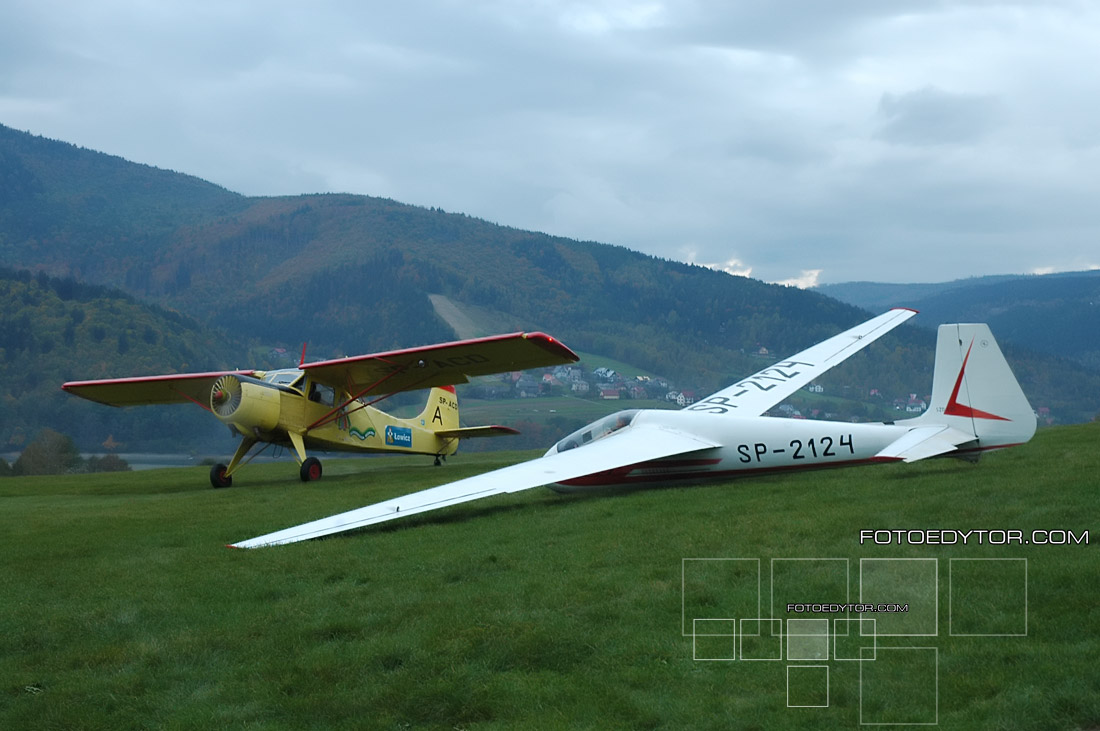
[
  {"left": 349, "top": 427, "right": 376, "bottom": 441},
  {"left": 385, "top": 426, "right": 413, "bottom": 448}
]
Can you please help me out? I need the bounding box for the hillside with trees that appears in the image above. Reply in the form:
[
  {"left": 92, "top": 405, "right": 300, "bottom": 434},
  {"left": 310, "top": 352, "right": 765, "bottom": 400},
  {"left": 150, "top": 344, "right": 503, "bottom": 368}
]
[
  {"left": 819, "top": 271, "right": 1100, "bottom": 370},
  {"left": 3, "top": 123, "right": 1099, "bottom": 453},
  {"left": 0, "top": 267, "right": 245, "bottom": 452}
]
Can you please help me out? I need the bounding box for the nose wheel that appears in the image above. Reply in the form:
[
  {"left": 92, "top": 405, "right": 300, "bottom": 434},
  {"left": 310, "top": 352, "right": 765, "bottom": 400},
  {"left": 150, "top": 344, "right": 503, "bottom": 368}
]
[{"left": 300, "top": 456, "right": 323, "bottom": 482}]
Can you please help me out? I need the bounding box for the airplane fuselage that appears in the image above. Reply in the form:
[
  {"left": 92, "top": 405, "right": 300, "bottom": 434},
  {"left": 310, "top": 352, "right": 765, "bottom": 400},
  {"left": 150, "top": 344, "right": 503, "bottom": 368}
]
[
  {"left": 548, "top": 410, "right": 916, "bottom": 491},
  {"left": 215, "top": 370, "right": 460, "bottom": 458}
]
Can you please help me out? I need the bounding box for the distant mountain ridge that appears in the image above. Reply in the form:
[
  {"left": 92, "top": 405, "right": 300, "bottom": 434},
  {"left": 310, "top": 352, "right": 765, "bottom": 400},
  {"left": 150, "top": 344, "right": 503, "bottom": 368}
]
[
  {"left": 816, "top": 270, "right": 1100, "bottom": 369},
  {"left": 3, "top": 123, "right": 1099, "bottom": 449}
]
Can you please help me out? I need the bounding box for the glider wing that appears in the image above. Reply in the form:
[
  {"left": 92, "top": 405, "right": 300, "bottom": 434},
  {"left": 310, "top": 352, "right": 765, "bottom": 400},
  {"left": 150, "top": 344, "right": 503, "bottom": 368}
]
[
  {"left": 230, "top": 425, "right": 718, "bottom": 548},
  {"left": 303, "top": 332, "right": 578, "bottom": 397},
  {"left": 434, "top": 425, "right": 520, "bottom": 438},
  {"left": 690, "top": 308, "right": 918, "bottom": 417}
]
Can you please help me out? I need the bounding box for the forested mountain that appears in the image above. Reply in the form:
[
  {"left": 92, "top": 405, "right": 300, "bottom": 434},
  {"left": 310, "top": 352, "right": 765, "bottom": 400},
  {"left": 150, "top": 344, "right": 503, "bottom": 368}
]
[
  {"left": 0, "top": 267, "right": 244, "bottom": 451},
  {"left": 3, "top": 123, "right": 1099, "bottom": 451},
  {"left": 817, "top": 270, "right": 1100, "bottom": 369}
]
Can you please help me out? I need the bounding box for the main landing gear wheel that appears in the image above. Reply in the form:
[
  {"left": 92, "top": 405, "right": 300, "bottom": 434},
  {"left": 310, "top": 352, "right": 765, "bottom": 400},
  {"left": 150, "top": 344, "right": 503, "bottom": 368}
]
[
  {"left": 300, "top": 457, "right": 322, "bottom": 482},
  {"left": 210, "top": 463, "right": 232, "bottom": 488}
]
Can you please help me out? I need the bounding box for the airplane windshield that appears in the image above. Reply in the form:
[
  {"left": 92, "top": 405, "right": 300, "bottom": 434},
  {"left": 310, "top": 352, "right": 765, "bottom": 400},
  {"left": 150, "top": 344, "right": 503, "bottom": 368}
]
[
  {"left": 262, "top": 370, "right": 304, "bottom": 390},
  {"left": 554, "top": 410, "right": 639, "bottom": 453}
]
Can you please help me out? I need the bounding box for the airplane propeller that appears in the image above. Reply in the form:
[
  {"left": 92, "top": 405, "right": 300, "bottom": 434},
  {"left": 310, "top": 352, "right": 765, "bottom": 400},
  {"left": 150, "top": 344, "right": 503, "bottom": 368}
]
[{"left": 211, "top": 374, "right": 243, "bottom": 417}]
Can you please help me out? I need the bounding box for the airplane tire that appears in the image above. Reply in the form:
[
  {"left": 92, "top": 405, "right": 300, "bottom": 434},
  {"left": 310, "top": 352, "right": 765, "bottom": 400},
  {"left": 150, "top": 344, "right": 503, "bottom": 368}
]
[
  {"left": 210, "top": 463, "right": 233, "bottom": 489},
  {"left": 300, "top": 457, "right": 322, "bottom": 482}
]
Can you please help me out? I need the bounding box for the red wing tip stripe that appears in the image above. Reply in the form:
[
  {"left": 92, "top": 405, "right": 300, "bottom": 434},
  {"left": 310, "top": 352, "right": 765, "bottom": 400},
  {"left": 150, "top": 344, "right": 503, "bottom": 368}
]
[
  {"left": 526, "top": 332, "right": 580, "bottom": 362},
  {"left": 890, "top": 307, "right": 920, "bottom": 314},
  {"left": 63, "top": 370, "right": 253, "bottom": 388}
]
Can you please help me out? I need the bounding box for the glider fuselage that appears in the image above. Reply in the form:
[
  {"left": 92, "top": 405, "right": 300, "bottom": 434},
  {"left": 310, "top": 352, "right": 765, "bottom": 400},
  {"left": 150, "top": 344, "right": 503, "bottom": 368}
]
[{"left": 547, "top": 410, "right": 910, "bottom": 490}]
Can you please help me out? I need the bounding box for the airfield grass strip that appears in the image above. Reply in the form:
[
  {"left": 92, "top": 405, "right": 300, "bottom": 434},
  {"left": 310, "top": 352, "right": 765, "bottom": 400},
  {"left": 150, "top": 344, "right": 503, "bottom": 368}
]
[{"left": 1, "top": 426, "right": 1098, "bottom": 729}]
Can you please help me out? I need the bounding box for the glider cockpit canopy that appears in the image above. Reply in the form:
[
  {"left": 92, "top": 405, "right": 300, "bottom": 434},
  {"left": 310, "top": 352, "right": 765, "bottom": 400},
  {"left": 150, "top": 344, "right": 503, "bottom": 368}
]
[{"left": 552, "top": 409, "right": 640, "bottom": 454}]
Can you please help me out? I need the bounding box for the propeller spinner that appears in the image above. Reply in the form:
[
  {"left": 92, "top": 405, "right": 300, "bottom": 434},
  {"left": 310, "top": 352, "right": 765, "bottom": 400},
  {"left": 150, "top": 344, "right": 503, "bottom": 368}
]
[{"left": 211, "top": 375, "right": 243, "bottom": 417}]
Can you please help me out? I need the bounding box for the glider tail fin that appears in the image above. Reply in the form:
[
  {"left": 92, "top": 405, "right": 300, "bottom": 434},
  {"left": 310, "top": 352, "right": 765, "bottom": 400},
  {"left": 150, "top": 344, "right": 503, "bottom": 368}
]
[
  {"left": 910, "top": 324, "right": 1036, "bottom": 451},
  {"left": 417, "top": 386, "right": 461, "bottom": 431}
]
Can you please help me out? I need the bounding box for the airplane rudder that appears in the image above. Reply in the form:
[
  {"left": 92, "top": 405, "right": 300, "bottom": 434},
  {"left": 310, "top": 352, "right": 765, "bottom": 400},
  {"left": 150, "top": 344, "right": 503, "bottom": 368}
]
[
  {"left": 923, "top": 324, "right": 966, "bottom": 421},
  {"left": 926, "top": 323, "right": 1035, "bottom": 443},
  {"left": 420, "top": 385, "right": 460, "bottom": 431}
]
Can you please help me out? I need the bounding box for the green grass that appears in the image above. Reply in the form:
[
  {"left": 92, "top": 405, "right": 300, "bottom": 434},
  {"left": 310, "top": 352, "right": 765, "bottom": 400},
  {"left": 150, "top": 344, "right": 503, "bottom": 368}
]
[{"left": 1, "top": 425, "right": 1098, "bottom": 729}]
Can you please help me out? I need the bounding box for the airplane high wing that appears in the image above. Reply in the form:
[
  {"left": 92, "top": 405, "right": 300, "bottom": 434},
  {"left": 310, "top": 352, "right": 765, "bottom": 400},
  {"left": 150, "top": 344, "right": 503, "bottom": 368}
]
[
  {"left": 62, "top": 370, "right": 257, "bottom": 407},
  {"left": 302, "top": 331, "right": 577, "bottom": 398},
  {"left": 63, "top": 332, "right": 579, "bottom": 487},
  {"left": 230, "top": 308, "right": 1047, "bottom": 549}
]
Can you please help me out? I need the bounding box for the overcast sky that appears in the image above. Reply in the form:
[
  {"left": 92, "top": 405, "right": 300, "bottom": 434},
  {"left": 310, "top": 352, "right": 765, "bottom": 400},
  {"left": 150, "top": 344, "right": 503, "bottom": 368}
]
[{"left": 4, "top": 1, "right": 1099, "bottom": 285}]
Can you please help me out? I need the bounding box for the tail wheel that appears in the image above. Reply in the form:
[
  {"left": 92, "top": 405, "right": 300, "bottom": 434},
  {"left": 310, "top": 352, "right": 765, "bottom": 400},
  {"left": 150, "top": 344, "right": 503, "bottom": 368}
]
[
  {"left": 300, "top": 457, "right": 322, "bottom": 482},
  {"left": 210, "top": 463, "right": 233, "bottom": 488}
]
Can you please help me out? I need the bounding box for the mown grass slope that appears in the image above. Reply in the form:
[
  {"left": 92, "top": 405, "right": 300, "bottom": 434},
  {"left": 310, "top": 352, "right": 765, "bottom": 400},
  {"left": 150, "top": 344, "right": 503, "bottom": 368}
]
[{"left": 2, "top": 424, "right": 1097, "bottom": 729}]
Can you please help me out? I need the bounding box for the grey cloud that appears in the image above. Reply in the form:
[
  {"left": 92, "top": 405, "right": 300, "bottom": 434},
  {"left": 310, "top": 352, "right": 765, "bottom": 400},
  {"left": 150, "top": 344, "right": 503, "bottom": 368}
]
[
  {"left": 876, "top": 87, "right": 1003, "bottom": 146},
  {"left": 3, "top": 0, "right": 1099, "bottom": 284}
]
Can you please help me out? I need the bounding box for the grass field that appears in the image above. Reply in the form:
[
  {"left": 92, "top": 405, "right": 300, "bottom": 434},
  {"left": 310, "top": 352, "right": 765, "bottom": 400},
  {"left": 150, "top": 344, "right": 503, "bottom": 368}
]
[{"left": 2, "top": 424, "right": 1097, "bottom": 729}]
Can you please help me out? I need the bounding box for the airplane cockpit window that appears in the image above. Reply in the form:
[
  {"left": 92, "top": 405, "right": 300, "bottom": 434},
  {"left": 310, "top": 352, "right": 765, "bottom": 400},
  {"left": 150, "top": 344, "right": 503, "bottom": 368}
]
[
  {"left": 309, "top": 381, "right": 335, "bottom": 407},
  {"left": 554, "top": 410, "right": 639, "bottom": 453},
  {"left": 263, "top": 370, "right": 304, "bottom": 391}
]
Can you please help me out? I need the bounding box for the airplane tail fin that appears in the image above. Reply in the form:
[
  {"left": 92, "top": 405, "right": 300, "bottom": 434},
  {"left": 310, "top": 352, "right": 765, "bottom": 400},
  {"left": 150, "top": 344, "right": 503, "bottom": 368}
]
[
  {"left": 417, "top": 386, "right": 461, "bottom": 431},
  {"left": 417, "top": 385, "right": 520, "bottom": 441},
  {"left": 905, "top": 324, "right": 1036, "bottom": 454}
]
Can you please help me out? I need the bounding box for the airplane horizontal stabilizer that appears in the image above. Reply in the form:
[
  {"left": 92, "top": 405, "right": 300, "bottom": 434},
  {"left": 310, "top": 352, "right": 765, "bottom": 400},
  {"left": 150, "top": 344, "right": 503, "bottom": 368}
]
[
  {"left": 231, "top": 426, "right": 719, "bottom": 548},
  {"left": 874, "top": 425, "right": 976, "bottom": 463}
]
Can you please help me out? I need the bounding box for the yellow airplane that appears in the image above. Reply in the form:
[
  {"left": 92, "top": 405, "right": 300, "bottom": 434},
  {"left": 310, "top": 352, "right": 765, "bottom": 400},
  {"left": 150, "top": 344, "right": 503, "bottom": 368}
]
[{"left": 63, "top": 332, "right": 578, "bottom": 487}]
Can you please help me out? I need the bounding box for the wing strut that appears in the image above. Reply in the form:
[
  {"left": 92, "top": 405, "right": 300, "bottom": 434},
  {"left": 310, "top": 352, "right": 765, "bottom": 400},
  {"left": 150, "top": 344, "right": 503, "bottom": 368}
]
[
  {"left": 168, "top": 385, "right": 214, "bottom": 413},
  {"left": 305, "top": 365, "right": 440, "bottom": 431}
]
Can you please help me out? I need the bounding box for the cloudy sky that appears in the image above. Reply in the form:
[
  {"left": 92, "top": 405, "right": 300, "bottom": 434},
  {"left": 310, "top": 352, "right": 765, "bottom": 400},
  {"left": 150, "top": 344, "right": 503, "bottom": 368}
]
[{"left": 4, "top": 1, "right": 1099, "bottom": 285}]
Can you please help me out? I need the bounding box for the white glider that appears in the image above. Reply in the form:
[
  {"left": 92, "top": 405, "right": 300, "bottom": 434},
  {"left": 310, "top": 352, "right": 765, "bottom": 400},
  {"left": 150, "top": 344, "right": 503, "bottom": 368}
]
[{"left": 232, "top": 309, "right": 1036, "bottom": 548}]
